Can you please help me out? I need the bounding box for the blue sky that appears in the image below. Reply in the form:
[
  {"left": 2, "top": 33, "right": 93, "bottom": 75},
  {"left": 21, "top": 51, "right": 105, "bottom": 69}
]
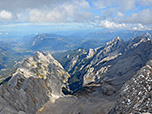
[{"left": 0, "top": 0, "right": 152, "bottom": 32}]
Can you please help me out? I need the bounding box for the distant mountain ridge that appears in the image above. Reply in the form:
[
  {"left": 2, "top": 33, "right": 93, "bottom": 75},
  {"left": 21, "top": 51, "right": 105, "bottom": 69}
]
[
  {"left": 84, "top": 30, "right": 152, "bottom": 41},
  {"left": 23, "top": 33, "right": 72, "bottom": 51}
]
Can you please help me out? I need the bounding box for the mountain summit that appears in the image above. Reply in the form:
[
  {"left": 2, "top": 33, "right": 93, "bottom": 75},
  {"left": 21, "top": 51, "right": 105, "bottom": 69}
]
[{"left": 0, "top": 52, "right": 70, "bottom": 114}]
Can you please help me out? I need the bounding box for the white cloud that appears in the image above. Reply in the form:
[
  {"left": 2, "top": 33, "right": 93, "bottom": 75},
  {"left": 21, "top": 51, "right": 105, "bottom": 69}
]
[
  {"left": 137, "top": 0, "right": 152, "bottom": 6},
  {"left": 100, "top": 20, "right": 126, "bottom": 29},
  {"left": 29, "top": 9, "right": 66, "bottom": 23},
  {"left": 77, "top": 0, "right": 89, "bottom": 8},
  {"left": 124, "top": 9, "right": 152, "bottom": 25},
  {"left": 16, "top": 13, "right": 28, "bottom": 22},
  {"left": 117, "top": 12, "right": 124, "bottom": 17},
  {"left": 92, "top": 0, "right": 136, "bottom": 11},
  {"left": 0, "top": 0, "right": 91, "bottom": 23},
  {"left": 131, "top": 23, "right": 152, "bottom": 30},
  {"left": 0, "top": 10, "right": 12, "bottom": 20},
  {"left": 0, "top": 0, "right": 151, "bottom": 31},
  {"left": 28, "top": 0, "right": 91, "bottom": 23},
  {"left": 92, "top": 0, "right": 152, "bottom": 26},
  {"left": 0, "top": 0, "right": 70, "bottom": 11},
  {"left": 99, "top": 20, "right": 152, "bottom": 30},
  {"left": 92, "top": 0, "right": 110, "bottom": 9},
  {"left": 116, "top": 0, "right": 135, "bottom": 11}
]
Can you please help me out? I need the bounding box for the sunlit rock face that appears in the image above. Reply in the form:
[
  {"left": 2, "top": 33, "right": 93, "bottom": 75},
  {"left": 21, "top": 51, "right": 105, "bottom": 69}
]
[
  {"left": 0, "top": 52, "right": 70, "bottom": 114},
  {"left": 61, "top": 34, "right": 152, "bottom": 91}
]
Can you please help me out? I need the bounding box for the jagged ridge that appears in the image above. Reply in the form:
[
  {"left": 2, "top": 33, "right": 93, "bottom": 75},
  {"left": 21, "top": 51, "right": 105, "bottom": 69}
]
[{"left": 0, "top": 52, "right": 70, "bottom": 114}]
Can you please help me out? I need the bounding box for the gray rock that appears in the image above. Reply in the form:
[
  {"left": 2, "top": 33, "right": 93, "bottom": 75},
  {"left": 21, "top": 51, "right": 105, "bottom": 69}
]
[
  {"left": 109, "top": 59, "right": 152, "bottom": 114},
  {"left": 102, "top": 82, "right": 116, "bottom": 96},
  {"left": 0, "top": 107, "right": 17, "bottom": 114},
  {"left": 86, "top": 48, "right": 94, "bottom": 59},
  {"left": 0, "top": 51, "right": 70, "bottom": 114}
]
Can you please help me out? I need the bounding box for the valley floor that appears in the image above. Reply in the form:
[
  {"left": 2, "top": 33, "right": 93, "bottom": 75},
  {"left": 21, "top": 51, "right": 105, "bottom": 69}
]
[{"left": 37, "top": 95, "right": 115, "bottom": 114}]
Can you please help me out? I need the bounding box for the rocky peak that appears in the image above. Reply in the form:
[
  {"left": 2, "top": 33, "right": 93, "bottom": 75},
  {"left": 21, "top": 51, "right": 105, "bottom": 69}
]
[
  {"left": 104, "top": 36, "right": 125, "bottom": 54},
  {"left": 140, "top": 32, "right": 151, "bottom": 39},
  {"left": 0, "top": 52, "right": 70, "bottom": 114},
  {"left": 91, "top": 37, "right": 125, "bottom": 66},
  {"left": 18, "top": 52, "right": 63, "bottom": 77},
  {"left": 86, "top": 48, "right": 95, "bottom": 59},
  {"left": 9, "top": 51, "right": 70, "bottom": 93},
  {"left": 132, "top": 33, "right": 151, "bottom": 41},
  {"left": 106, "top": 36, "right": 123, "bottom": 47},
  {"left": 127, "top": 33, "right": 151, "bottom": 49}
]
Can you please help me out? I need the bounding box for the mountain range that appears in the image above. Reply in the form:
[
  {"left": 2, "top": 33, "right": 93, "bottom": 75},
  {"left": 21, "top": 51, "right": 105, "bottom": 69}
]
[
  {"left": 22, "top": 30, "right": 152, "bottom": 52},
  {"left": 0, "top": 32, "right": 151, "bottom": 114},
  {"left": 22, "top": 33, "right": 107, "bottom": 52}
]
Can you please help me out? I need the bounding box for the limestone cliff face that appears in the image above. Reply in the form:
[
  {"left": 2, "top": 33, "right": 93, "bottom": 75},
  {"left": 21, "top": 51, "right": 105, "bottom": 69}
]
[
  {"left": 85, "top": 35, "right": 152, "bottom": 88},
  {"left": 60, "top": 34, "right": 152, "bottom": 93},
  {"left": 83, "top": 36, "right": 126, "bottom": 86},
  {"left": 0, "top": 52, "right": 70, "bottom": 114},
  {"left": 91, "top": 36, "right": 125, "bottom": 66}
]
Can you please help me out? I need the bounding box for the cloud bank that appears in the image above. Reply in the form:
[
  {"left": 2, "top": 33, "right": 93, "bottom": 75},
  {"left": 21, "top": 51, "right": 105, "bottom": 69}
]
[{"left": 0, "top": 0, "right": 151, "bottom": 30}]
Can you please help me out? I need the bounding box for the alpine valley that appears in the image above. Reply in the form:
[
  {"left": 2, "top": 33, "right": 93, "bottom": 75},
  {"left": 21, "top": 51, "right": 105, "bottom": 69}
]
[{"left": 0, "top": 32, "right": 152, "bottom": 114}]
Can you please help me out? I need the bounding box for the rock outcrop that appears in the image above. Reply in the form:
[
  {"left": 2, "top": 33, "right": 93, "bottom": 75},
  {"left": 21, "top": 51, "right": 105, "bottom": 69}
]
[
  {"left": 109, "top": 59, "right": 152, "bottom": 114},
  {"left": 0, "top": 52, "right": 70, "bottom": 114}
]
